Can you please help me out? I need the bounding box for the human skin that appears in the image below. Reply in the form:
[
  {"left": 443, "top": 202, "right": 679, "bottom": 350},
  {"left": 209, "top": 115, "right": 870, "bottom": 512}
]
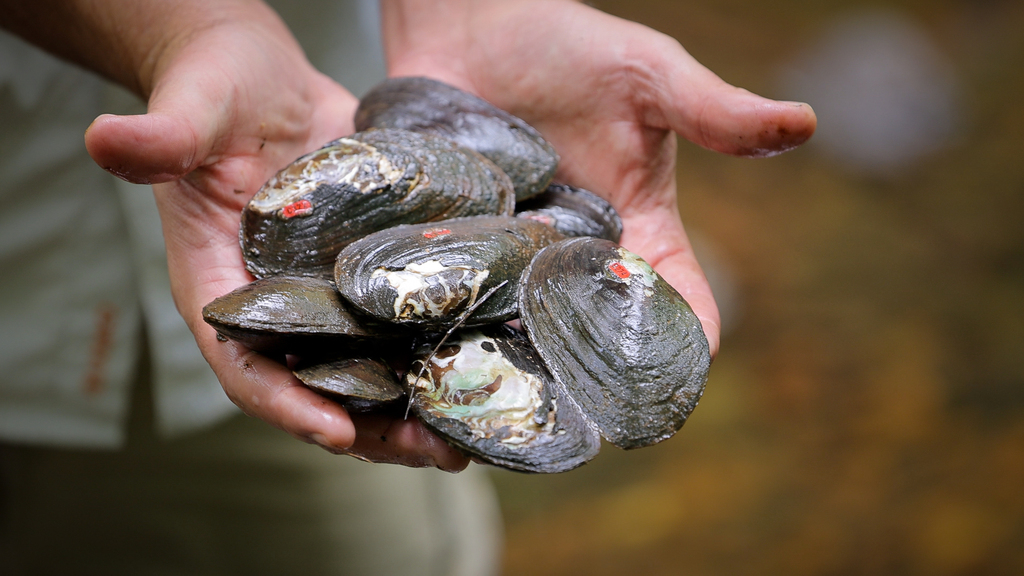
[
  {"left": 2, "top": 0, "right": 814, "bottom": 470},
  {"left": 381, "top": 0, "right": 817, "bottom": 358}
]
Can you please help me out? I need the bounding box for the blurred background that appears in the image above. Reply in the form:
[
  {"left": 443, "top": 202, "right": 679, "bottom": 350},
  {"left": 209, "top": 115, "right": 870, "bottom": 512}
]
[{"left": 491, "top": 1, "right": 1024, "bottom": 574}]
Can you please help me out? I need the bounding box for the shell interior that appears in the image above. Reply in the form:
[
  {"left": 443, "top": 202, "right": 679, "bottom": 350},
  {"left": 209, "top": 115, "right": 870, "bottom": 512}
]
[{"left": 406, "top": 325, "right": 600, "bottom": 473}]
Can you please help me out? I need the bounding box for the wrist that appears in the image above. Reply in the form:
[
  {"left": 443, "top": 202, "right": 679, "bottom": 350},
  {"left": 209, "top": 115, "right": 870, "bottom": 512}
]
[{"left": 380, "top": 0, "right": 587, "bottom": 80}]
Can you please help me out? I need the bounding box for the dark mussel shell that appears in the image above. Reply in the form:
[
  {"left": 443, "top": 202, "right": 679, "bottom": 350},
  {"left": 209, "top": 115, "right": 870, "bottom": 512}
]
[
  {"left": 241, "top": 128, "right": 515, "bottom": 277},
  {"left": 201, "top": 275, "right": 410, "bottom": 354},
  {"left": 406, "top": 324, "right": 600, "bottom": 473},
  {"left": 355, "top": 76, "right": 559, "bottom": 202},
  {"left": 335, "top": 216, "right": 563, "bottom": 328},
  {"left": 516, "top": 183, "right": 624, "bottom": 242},
  {"left": 519, "top": 237, "right": 711, "bottom": 450},
  {"left": 294, "top": 356, "right": 405, "bottom": 413}
]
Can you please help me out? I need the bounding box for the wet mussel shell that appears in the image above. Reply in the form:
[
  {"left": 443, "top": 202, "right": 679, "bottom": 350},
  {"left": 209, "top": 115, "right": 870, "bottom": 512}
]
[
  {"left": 406, "top": 324, "right": 601, "bottom": 473},
  {"left": 516, "top": 183, "right": 624, "bottom": 243},
  {"left": 356, "top": 76, "right": 559, "bottom": 202},
  {"left": 294, "top": 356, "right": 405, "bottom": 413},
  {"left": 519, "top": 237, "right": 711, "bottom": 449},
  {"left": 201, "top": 275, "right": 410, "bottom": 354},
  {"left": 335, "top": 216, "right": 563, "bottom": 328},
  {"left": 241, "top": 128, "right": 515, "bottom": 277}
]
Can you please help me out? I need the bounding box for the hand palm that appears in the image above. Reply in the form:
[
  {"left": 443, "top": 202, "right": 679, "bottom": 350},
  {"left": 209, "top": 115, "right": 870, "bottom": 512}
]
[{"left": 86, "top": 20, "right": 469, "bottom": 469}]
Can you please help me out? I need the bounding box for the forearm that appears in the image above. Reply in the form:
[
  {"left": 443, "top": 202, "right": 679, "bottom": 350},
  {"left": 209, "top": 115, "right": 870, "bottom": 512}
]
[{"left": 0, "top": 0, "right": 288, "bottom": 96}]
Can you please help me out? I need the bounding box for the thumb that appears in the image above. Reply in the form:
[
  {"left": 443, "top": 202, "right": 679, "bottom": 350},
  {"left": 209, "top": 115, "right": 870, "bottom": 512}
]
[
  {"left": 654, "top": 39, "right": 817, "bottom": 157},
  {"left": 84, "top": 63, "right": 229, "bottom": 184},
  {"left": 84, "top": 111, "right": 207, "bottom": 184}
]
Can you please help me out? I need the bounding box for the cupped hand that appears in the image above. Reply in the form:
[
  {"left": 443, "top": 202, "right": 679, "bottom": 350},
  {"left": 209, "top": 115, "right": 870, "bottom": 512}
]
[
  {"left": 84, "top": 3, "right": 468, "bottom": 471},
  {"left": 383, "top": 0, "right": 818, "bottom": 357}
]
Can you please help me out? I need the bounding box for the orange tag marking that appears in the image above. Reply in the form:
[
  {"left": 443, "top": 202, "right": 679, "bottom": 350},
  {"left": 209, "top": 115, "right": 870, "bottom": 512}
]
[
  {"left": 524, "top": 214, "right": 554, "bottom": 226},
  {"left": 609, "top": 261, "right": 631, "bottom": 279},
  {"left": 423, "top": 228, "right": 452, "bottom": 239},
  {"left": 282, "top": 199, "right": 313, "bottom": 218}
]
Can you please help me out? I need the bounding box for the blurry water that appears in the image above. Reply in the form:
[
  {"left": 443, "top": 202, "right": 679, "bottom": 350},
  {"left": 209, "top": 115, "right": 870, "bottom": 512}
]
[
  {"left": 495, "top": 1, "right": 1024, "bottom": 574},
  {"left": 778, "top": 9, "right": 961, "bottom": 176}
]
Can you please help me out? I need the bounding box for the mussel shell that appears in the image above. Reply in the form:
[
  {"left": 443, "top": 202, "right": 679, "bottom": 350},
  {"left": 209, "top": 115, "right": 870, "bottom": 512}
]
[
  {"left": 335, "top": 216, "right": 563, "bottom": 327},
  {"left": 201, "top": 275, "right": 410, "bottom": 353},
  {"left": 519, "top": 238, "right": 711, "bottom": 449},
  {"left": 516, "top": 183, "right": 624, "bottom": 242},
  {"left": 294, "top": 356, "right": 405, "bottom": 413},
  {"left": 406, "top": 325, "right": 601, "bottom": 473},
  {"left": 355, "top": 76, "right": 559, "bottom": 202},
  {"left": 241, "top": 128, "right": 515, "bottom": 277}
]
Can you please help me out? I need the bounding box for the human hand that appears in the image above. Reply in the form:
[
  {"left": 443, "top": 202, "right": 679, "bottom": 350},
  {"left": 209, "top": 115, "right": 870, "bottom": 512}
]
[
  {"left": 382, "top": 0, "right": 818, "bottom": 357},
  {"left": 83, "top": 1, "right": 468, "bottom": 471}
]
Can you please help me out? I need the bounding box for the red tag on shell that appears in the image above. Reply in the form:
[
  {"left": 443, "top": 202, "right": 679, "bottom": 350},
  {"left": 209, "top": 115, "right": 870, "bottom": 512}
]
[
  {"left": 282, "top": 199, "right": 313, "bottom": 218},
  {"left": 608, "top": 261, "right": 631, "bottom": 279},
  {"left": 423, "top": 228, "right": 452, "bottom": 239},
  {"left": 524, "top": 214, "right": 555, "bottom": 226}
]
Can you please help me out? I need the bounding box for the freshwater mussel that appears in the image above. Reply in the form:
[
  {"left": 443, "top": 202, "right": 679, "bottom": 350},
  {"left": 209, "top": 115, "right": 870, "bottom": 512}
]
[
  {"left": 516, "top": 182, "right": 624, "bottom": 242},
  {"left": 202, "top": 275, "right": 410, "bottom": 354},
  {"left": 335, "top": 215, "right": 563, "bottom": 328},
  {"left": 241, "top": 128, "right": 515, "bottom": 277},
  {"left": 405, "top": 324, "right": 600, "bottom": 474},
  {"left": 519, "top": 237, "right": 710, "bottom": 450},
  {"left": 207, "top": 76, "right": 711, "bottom": 473},
  {"left": 294, "top": 355, "right": 405, "bottom": 413},
  {"left": 356, "top": 76, "right": 559, "bottom": 201}
]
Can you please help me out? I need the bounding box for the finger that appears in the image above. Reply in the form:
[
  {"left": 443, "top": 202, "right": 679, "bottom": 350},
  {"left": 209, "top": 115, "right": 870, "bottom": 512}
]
[
  {"left": 642, "top": 34, "right": 817, "bottom": 157},
  {"left": 83, "top": 52, "right": 229, "bottom": 185},
  {"left": 153, "top": 176, "right": 358, "bottom": 450},
  {"left": 83, "top": 32, "right": 303, "bottom": 186},
  {"left": 346, "top": 414, "right": 471, "bottom": 473},
  {"left": 86, "top": 72, "right": 356, "bottom": 187},
  {"left": 183, "top": 267, "right": 361, "bottom": 450},
  {"left": 203, "top": 335, "right": 359, "bottom": 449}
]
